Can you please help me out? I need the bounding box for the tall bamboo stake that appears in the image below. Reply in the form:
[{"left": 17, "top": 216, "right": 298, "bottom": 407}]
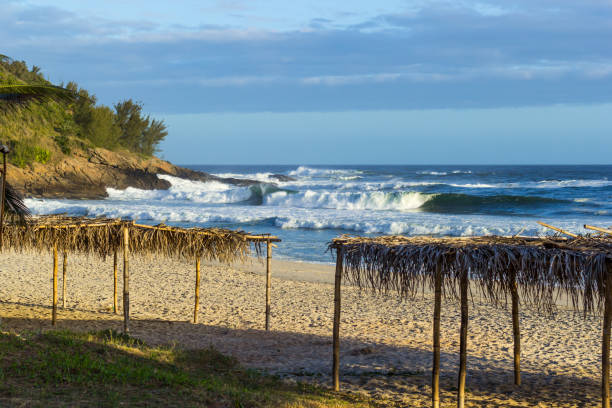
[
  {"left": 265, "top": 239, "right": 272, "bottom": 331},
  {"left": 537, "top": 221, "right": 578, "bottom": 238},
  {"left": 113, "top": 250, "right": 118, "bottom": 314},
  {"left": 332, "top": 244, "right": 343, "bottom": 391},
  {"left": 603, "top": 261, "right": 612, "bottom": 408},
  {"left": 511, "top": 277, "right": 521, "bottom": 386},
  {"left": 585, "top": 225, "right": 612, "bottom": 236},
  {"left": 62, "top": 252, "right": 67, "bottom": 308},
  {"left": 52, "top": 244, "right": 58, "bottom": 325},
  {"left": 432, "top": 260, "right": 442, "bottom": 408},
  {"left": 193, "top": 257, "right": 201, "bottom": 324},
  {"left": 122, "top": 225, "right": 130, "bottom": 334},
  {"left": 457, "top": 270, "right": 469, "bottom": 408},
  {"left": 0, "top": 150, "right": 7, "bottom": 250}
]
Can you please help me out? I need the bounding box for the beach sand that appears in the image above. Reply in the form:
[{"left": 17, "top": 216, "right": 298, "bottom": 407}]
[{"left": 0, "top": 249, "right": 604, "bottom": 407}]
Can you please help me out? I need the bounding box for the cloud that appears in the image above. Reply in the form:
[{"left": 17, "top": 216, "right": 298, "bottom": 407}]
[{"left": 2, "top": 1, "right": 612, "bottom": 112}]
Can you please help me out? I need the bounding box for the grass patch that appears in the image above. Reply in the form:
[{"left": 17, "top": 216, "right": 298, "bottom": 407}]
[{"left": 0, "top": 329, "right": 379, "bottom": 407}]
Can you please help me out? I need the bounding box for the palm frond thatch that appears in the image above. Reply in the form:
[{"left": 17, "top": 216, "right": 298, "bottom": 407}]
[
  {"left": 3, "top": 180, "right": 30, "bottom": 223},
  {"left": 0, "top": 84, "right": 75, "bottom": 111},
  {"left": 2, "top": 216, "right": 267, "bottom": 263},
  {"left": 330, "top": 235, "right": 612, "bottom": 314}
]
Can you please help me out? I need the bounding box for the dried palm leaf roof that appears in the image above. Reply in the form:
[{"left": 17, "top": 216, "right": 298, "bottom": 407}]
[
  {"left": 330, "top": 235, "right": 612, "bottom": 314},
  {"left": 3, "top": 215, "right": 279, "bottom": 263},
  {"left": 0, "top": 84, "right": 75, "bottom": 111}
]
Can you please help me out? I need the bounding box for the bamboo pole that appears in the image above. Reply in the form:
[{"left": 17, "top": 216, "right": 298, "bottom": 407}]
[
  {"left": 332, "top": 244, "right": 343, "bottom": 391},
  {"left": 193, "top": 257, "right": 201, "bottom": 324},
  {"left": 457, "top": 270, "right": 469, "bottom": 408},
  {"left": 0, "top": 150, "right": 7, "bottom": 250},
  {"left": 432, "top": 260, "right": 442, "bottom": 408},
  {"left": 537, "top": 221, "right": 578, "bottom": 238},
  {"left": 52, "top": 244, "right": 58, "bottom": 326},
  {"left": 122, "top": 225, "right": 130, "bottom": 334},
  {"left": 62, "top": 252, "right": 67, "bottom": 309},
  {"left": 113, "top": 250, "right": 118, "bottom": 314},
  {"left": 511, "top": 278, "right": 521, "bottom": 386},
  {"left": 603, "top": 261, "right": 612, "bottom": 408},
  {"left": 131, "top": 222, "right": 280, "bottom": 242},
  {"left": 585, "top": 225, "right": 612, "bottom": 236},
  {"left": 33, "top": 221, "right": 124, "bottom": 229},
  {"left": 265, "top": 239, "right": 272, "bottom": 331}
]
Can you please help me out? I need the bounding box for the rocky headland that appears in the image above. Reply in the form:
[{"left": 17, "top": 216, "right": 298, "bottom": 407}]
[{"left": 9, "top": 147, "right": 290, "bottom": 199}]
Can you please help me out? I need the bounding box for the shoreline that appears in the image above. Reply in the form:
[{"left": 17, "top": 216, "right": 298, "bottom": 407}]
[
  {"left": 0, "top": 249, "right": 604, "bottom": 406},
  {"left": 211, "top": 257, "right": 336, "bottom": 284}
]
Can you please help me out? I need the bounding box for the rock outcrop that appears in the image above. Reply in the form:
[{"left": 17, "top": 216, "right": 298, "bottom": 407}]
[{"left": 8, "top": 148, "right": 262, "bottom": 199}]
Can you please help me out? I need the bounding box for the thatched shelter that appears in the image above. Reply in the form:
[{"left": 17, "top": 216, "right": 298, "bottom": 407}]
[
  {"left": 329, "top": 233, "right": 612, "bottom": 408},
  {"left": 3, "top": 215, "right": 280, "bottom": 332}
]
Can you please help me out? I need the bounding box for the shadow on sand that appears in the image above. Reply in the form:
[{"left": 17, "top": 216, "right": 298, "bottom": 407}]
[{"left": 0, "top": 300, "right": 602, "bottom": 407}]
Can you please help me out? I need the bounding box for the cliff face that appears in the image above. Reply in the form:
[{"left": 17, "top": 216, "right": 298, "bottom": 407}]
[{"left": 7, "top": 147, "right": 259, "bottom": 199}]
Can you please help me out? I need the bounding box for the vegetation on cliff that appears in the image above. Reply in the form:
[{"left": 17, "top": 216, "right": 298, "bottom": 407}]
[{"left": 0, "top": 55, "right": 167, "bottom": 168}]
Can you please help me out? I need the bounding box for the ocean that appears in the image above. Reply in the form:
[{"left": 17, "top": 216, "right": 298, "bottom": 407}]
[{"left": 25, "top": 165, "right": 612, "bottom": 263}]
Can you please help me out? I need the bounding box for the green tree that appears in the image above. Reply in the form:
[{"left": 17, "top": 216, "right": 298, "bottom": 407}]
[
  {"left": 114, "top": 99, "right": 167, "bottom": 155},
  {"left": 85, "top": 106, "right": 122, "bottom": 148},
  {"left": 114, "top": 99, "right": 148, "bottom": 151},
  {"left": 141, "top": 118, "right": 168, "bottom": 155}
]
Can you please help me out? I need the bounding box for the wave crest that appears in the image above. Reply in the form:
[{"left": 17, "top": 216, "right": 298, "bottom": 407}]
[{"left": 264, "top": 190, "right": 432, "bottom": 211}]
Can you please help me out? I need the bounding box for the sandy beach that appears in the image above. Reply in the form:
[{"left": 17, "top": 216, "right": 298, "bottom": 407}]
[{"left": 0, "top": 249, "right": 604, "bottom": 407}]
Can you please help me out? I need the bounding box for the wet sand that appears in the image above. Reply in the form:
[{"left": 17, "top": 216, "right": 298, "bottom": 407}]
[{"left": 0, "top": 250, "right": 604, "bottom": 407}]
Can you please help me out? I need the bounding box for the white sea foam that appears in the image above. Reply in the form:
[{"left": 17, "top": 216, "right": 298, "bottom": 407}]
[
  {"left": 212, "top": 172, "right": 279, "bottom": 183},
  {"left": 24, "top": 195, "right": 598, "bottom": 238},
  {"left": 449, "top": 183, "right": 498, "bottom": 188},
  {"left": 288, "top": 166, "right": 363, "bottom": 178},
  {"left": 417, "top": 170, "right": 473, "bottom": 176},
  {"left": 534, "top": 179, "right": 611, "bottom": 188},
  {"left": 263, "top": 190, "right": 433, "bottom": 211},
  {"left": 21, "top": 164, "right": 612, "bottom": 263},
  {"left": 107, "top": 175, "right": 252, "bottom": 204},
  {"left": 417, "top": 171, "right": 448, "bottom": 176}
]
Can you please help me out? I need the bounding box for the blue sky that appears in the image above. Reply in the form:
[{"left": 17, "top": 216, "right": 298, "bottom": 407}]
[{"left": 2, "top": 0, "right": 612, "bottom": 164}]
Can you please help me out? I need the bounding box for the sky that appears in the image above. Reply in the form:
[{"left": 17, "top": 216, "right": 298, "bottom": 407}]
[{"left": 2, "top": 0, "right": 612, "bottom": 164}]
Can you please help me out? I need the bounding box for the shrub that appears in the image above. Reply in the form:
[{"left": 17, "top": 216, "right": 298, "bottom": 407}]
[
  {"left": 8, "top": 141, "right": 51, "bottom": 167},
  {"left": 34, "top": 147, "right": 50, "bottom": 164},
  {"left": 54, "top": 134, "right": 71, "bottom": 154}
]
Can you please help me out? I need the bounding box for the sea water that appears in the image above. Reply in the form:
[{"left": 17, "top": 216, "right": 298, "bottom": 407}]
[{"left": 25, "top": 165, "right": 612, "bottom": 263}]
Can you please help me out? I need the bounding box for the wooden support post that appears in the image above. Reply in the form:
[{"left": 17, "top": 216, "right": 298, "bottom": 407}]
[
  {"left": 62, "top": 252, "right": 67, "bottom": 309},
  {"left": 122, "top": 225, "right": 130, "bottom": 334},
  {"left": 113, "top": 250, "right": 118, "bottom": 314},
  {"left": 52, "top": 244, "right": 58, "bottom": 325},
  {"left": 603, "top": 260, "right": 612, "bottom": 408},
  {"left": 332, "top": 244, "right": 343, "bottom": 391},
  {"left": 265, "top": 239, "right": 272, "bottom": 331},
  {"left": 193, "top": 257, "right": 201, "bottom": 324},
  {"left": 457, "top": 270, "right": 469, "bottom": 408},
  {"left": 511, "top": 278, "right": 521, "bottom": 386},
  {"left": 0, "top": 151, "right": 7, "bottom": 250},
  {"left": 432, "top": 260, "right": 442, "bottom": 408}
]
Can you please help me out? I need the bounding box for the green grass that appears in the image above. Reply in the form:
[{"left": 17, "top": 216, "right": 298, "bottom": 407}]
[{"left": 0, "top": 329, "right": 379, "bottom": 407}]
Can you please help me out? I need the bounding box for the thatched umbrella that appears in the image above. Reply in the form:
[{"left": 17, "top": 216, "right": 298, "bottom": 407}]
[
  {"left": 2, "top": 216, "right": 280, "bottom": 333},
  {"left": 330, "top": 235, "right": 612, "bottom": 408}
]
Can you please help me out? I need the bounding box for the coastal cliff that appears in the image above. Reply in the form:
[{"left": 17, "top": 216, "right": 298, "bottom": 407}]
[{"left": 8, "top": 147, "right": 261, "bottom": 199}]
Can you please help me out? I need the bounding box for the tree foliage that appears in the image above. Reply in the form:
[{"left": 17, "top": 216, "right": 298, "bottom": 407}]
[
  {"left": 114, "top": 99, "right": 167, "bottom": 155},
  {"left": 0, "top": 56, "right": 166, "bottom": 159}
]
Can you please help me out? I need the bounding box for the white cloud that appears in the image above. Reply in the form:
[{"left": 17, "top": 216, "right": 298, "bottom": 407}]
[{"left": 3, "top": 0, "right": 612, "bottom": 111}]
